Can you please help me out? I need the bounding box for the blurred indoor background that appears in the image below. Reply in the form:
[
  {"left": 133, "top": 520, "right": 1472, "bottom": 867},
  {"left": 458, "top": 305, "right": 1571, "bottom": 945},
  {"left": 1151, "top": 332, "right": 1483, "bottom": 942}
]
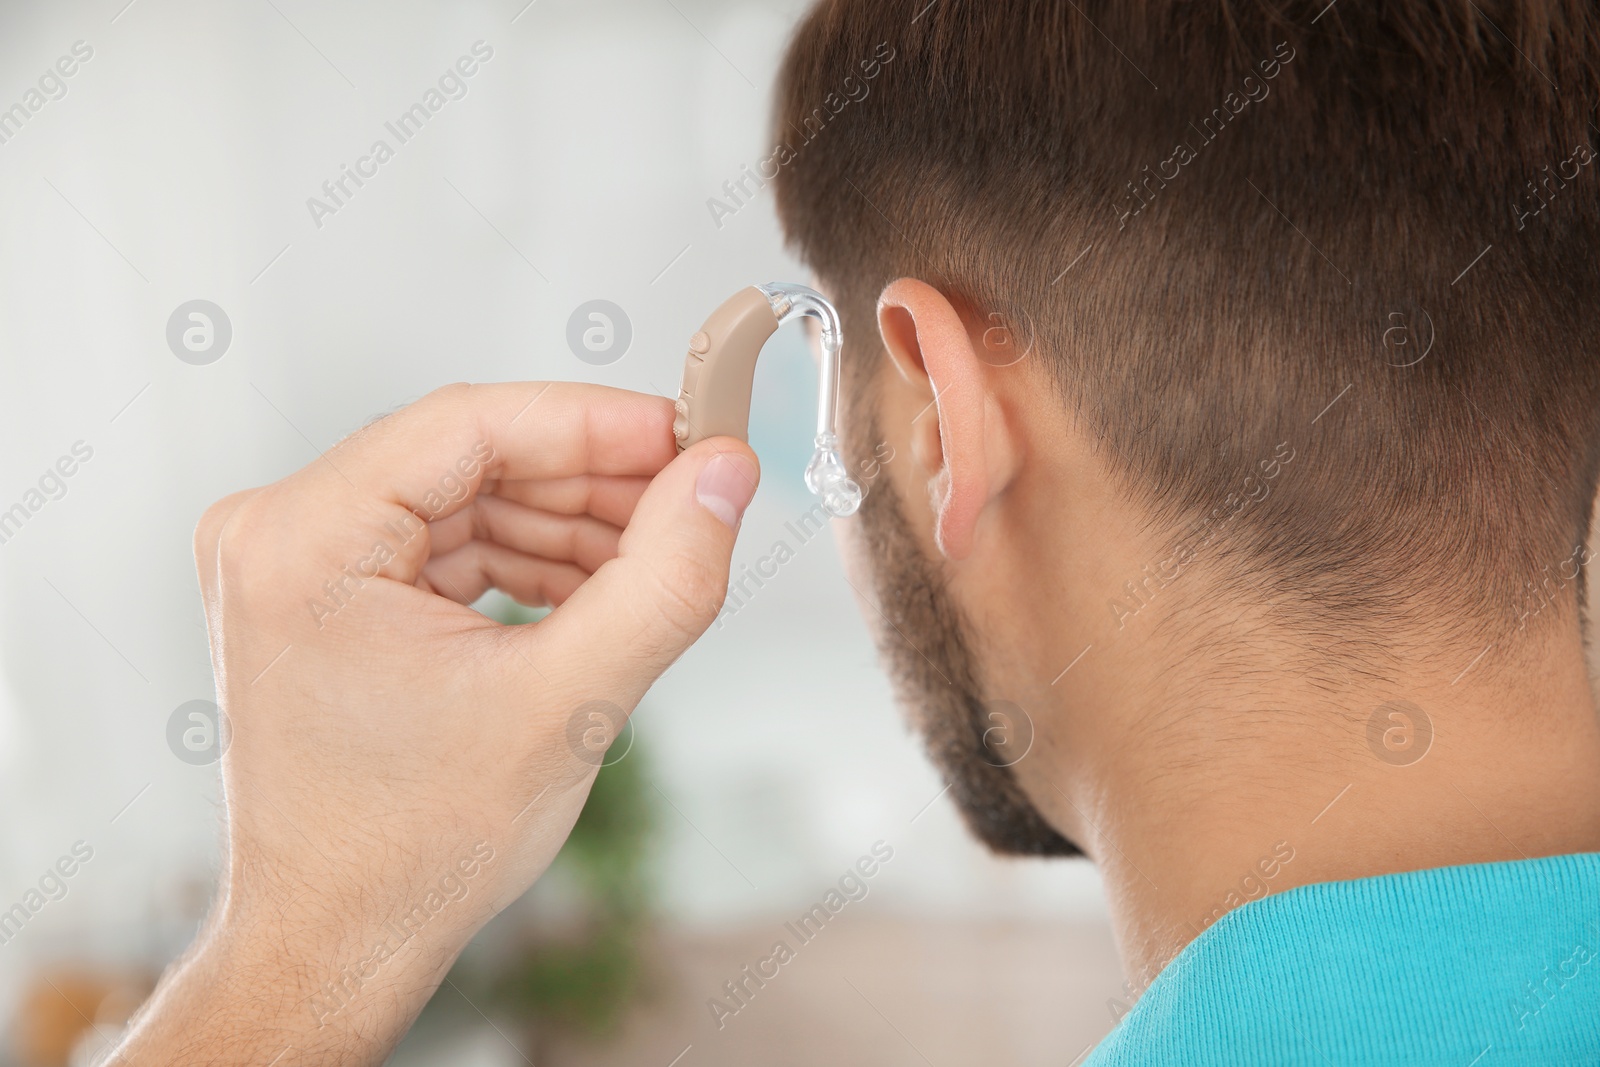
[{"left": 0, "top": 1, "right": 1128, "bottom": 1064}]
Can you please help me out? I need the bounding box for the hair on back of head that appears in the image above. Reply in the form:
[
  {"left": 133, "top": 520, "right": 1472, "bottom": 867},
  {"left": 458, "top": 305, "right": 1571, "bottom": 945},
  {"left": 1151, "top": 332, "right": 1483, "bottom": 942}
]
[{"left": 772, "top": 0, "right": 1600, "bottom": 653}]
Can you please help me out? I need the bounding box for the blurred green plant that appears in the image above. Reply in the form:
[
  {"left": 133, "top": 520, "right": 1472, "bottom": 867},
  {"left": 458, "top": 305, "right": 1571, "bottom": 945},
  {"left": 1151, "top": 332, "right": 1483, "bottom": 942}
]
[{"left": 486, "top": 747, "right": 654, "bottom": 1037}]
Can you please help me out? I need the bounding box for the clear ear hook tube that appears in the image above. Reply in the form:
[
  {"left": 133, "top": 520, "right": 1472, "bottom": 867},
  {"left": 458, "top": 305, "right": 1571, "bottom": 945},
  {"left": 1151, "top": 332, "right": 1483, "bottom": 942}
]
[{"left": 671, "top": 282, "right": 863, "bottom": 517}]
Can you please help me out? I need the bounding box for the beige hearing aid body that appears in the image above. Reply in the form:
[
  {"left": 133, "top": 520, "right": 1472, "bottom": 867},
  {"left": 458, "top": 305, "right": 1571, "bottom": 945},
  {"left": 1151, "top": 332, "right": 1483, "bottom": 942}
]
[
  {"left": 671, "top": 286, "right": 779, "bottom": 449},
  {"left": 672, "top": 283, "right": 862, "bottom": 517}
]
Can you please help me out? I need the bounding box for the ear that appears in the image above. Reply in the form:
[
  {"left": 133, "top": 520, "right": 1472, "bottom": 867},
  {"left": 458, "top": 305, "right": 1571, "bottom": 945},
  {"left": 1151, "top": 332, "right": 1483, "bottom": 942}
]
[{"left": 876, "top": 278, "right": 1014, "bottom": 561}]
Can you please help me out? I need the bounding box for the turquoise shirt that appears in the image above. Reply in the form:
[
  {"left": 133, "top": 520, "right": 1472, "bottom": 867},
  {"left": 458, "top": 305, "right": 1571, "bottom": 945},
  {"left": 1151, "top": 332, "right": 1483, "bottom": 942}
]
[{"left": 1086, "top": 853, "right": 1600, "bottom": 1066}]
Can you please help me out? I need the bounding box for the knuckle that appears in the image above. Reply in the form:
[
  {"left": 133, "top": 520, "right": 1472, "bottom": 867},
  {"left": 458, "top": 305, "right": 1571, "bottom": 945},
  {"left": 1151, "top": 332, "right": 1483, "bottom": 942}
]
[
  {"left": 213, "top": 494, "right": 278, "bottom": 593},
  {"left": 351, "top": 383, "right": 473, "bottom": 457},
  {"left": 193, "top": 506, "right": 227, "bottom": 563},
  {"left": 194, "top": 490, "right": 255, "bottom": 574},
  {"left": 422, "top": 381, "right": 474, "bottom": 412}
]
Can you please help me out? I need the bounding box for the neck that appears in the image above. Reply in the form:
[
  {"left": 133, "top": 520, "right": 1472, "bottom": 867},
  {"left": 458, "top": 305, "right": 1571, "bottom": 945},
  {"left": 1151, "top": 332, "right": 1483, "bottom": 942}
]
[{"left": 1019, "top": 613, "right": 1600, "bottom": 992}]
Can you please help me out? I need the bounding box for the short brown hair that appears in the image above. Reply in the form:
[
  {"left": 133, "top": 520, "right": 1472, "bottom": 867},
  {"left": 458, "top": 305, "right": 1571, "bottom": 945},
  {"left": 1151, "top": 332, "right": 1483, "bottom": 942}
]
[{"left": 773, "top": 0, "right": 1600, "bottom": 653}]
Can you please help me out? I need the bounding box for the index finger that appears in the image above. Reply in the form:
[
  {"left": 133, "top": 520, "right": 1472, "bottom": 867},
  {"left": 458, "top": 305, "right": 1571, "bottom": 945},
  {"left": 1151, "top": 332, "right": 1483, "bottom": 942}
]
[{"left": 309, "top": 382, "right": 676, "bottom": 523}]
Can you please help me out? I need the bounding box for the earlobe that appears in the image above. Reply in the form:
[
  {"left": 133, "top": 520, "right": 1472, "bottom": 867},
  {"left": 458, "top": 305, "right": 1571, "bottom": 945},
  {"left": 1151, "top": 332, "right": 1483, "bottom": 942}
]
[{"left": 876, "top": 278, "right": 992, "bottom": 561}]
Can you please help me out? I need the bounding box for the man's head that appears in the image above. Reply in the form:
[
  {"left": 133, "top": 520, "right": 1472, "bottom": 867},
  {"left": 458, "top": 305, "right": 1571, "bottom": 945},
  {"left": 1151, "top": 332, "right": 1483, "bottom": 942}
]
[{"left": 771, "top": 1, "right": 1600, "bottom": 855}]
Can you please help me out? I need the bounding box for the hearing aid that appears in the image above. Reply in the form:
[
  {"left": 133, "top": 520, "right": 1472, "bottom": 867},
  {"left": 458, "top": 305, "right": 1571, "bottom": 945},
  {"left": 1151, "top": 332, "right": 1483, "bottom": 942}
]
[{"left": 672, "top": 282, "right": 862, "bottom": 517}]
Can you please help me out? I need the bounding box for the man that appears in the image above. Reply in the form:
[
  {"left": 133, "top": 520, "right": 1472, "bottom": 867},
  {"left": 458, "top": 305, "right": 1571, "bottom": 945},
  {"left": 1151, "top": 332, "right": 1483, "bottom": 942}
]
[{"left": 113, "top": 1, "right": 1600, "bottom": 1063}]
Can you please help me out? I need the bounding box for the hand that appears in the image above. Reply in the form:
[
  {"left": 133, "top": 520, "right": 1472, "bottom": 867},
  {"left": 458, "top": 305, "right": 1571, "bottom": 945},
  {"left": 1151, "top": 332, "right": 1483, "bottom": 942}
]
[{"left": 112, "top": 382, "right": 760, "bottom": 1065}]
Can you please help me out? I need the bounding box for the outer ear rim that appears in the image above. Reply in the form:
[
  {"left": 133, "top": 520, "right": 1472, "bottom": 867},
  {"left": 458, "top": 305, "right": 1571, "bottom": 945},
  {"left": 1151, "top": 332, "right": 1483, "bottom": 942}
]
[
  {"left": 877, "top": 300, "right": 924, "bottom": 386},
  {"left": 874, "top": 278, "right": 988, "bottom": 560}
]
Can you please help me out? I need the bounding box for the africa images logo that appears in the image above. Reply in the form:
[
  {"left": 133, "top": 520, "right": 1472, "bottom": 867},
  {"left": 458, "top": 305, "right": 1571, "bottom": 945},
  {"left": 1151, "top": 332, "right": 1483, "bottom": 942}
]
[{"left": 305, "top": 41, "right": 494, "bottom": 229}]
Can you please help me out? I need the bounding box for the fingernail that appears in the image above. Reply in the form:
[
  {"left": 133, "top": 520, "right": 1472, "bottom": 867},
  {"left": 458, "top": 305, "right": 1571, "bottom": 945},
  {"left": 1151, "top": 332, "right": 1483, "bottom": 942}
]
[{"left": 695, "top": 453, "right": 758, "bottom": 528}]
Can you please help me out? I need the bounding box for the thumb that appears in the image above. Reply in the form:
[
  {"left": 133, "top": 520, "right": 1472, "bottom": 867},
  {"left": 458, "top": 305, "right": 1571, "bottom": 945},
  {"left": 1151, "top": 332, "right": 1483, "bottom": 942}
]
[{"left": 537, "top": 437, "right": 760, "bottom": 700}]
